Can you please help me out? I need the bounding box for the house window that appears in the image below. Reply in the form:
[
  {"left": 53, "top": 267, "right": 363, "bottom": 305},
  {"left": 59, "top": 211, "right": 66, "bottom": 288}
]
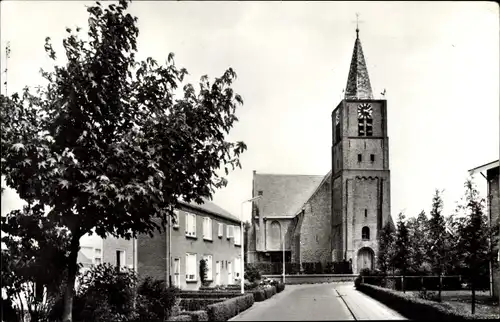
[
  {"left": 362, "top": 226, "right": 370, "bottom": 240},
  {"left": 185, "top": 212, "right": 196, "bottom": 237},
  {"left": 172, "top": 209, "right": 179, "bottom": 229},
  {"left": 186, "top": 253, "right": 197, "bottom": 282},
  {"left": 234, "top": 225, "right": 241, "bottom": 246},
  {"left": 203, "top": 217, "right": 212, "bottom": 240},
  {"left": 218, "top": 223, "right": 223, "bottom": 238},
  {"left": 227, "top": 225, "right": 234, "bottom": 239},
  {"left": 94, "top": 248, "right": 102, "bottom": 265},
  {"left": 116, "top": 250, "right": 126, "bottom": 271},
  {"left": 234, "top": 257, "right": 241, "bottom": 279},
  {"left": 173, "top": 258, "right": 181, "bottom": 286},
  {"left": 358, "top": 154, "right": 362, "bottom": 162},
  {"left": 203, "top": 255, "right": 213, "bottom": 281},
  {"left": 370, "top": 154, "right": 375, "bottom": 162}
]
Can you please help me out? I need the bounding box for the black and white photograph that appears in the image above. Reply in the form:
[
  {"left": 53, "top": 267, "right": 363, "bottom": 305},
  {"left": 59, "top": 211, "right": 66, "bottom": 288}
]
[{"left": 1, "top": 1, "right": 498, "bottom": 321}]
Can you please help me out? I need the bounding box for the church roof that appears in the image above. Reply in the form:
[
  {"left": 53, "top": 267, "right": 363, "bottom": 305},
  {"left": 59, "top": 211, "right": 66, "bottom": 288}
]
[
  {"left": 253, "top": 172, "right": 325, "bottom": 218},
  {"left": 345, "top": 28, "right": 373, "bottom": 100}
]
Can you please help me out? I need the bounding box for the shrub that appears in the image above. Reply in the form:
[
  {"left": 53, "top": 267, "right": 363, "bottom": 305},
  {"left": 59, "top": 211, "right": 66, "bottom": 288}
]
[
  {"left": 135, "top": 276, "right": 179, "bottom": 321},
  {"left": 206, "top": 294, "right": 254, "bottom": 321},
  {"left": 178, "top": 291, "right": 241, "bottom": 299},
  {"left": 199, "top": 259, "right": 209, "bottom": 287},
  {"left": 250, "top": 289, "right": 266, "bottom": 302},
  {"left": 263, "top": 286, "right": 277, "bottom": 299},
  {"left": 183, "top": 310, "right": 209, "bottom": 322},
  {"left": 179, "top": 298, "right": 225, "bottom": 312},
  {"left": 276, "top": 283, "right": 285, "bottom": 293},
  {"left": 244, "top": 263, "right": 262, "bottom": 282},
  {"left": 50, "top": 263, "right": 138, "bottom": 322},
  {"left": 170, "top": 314, "right": 193, "bottom": 321}
]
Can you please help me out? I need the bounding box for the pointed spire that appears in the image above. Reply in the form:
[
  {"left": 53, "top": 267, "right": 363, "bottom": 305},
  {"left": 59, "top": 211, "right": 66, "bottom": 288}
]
[{"left": 345, "top": 25, "right": 373, "bottom": 100}]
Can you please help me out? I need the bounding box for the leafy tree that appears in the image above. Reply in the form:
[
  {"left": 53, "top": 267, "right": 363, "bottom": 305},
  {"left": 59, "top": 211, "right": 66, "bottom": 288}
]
[
  {"left": 393, "top": 212, "right": 410, "bottom": 292},
  {"left": 0, "top": 1, "right": 246, "bottom": 321},
  {"left": 453, "top": 179, "right": 493, "bottom": 314},
  {"left": 427, "top": 189, "right": 447, "bottom": 300},
  {"left": 1, "top": 204, "right": 71, "bottom": 322},
  {"left": 407, "top": 210, "right": 430, "bottom": 274},
  {"left": 377, "top": 220, "right": 396, "bottom": 276}
]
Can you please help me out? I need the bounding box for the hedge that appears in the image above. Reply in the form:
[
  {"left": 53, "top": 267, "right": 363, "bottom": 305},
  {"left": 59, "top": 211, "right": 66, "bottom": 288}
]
[
  {"left": 182, "top": 310, "right": 209, "bottom": 322},
  {"left": 356, "top": 283, "right": 498, "bottom": 320},
  {"left": 248, "top": 289, "right": 266, "bottom": 302},
  {"left": 263, "top": 286, "right": 277, "bottom": 299},
  {"left": 206, "top": 293, "right": 254, "bottom": 321},
  {"left": 179, "top": 291, "right": 242, "bottom": 299},
  {"left": 179, "top": 298, "right": 225, "bottom": 312},
  {"left": 169, "top": 314, "right": 193, "bottom": 321},
  {"left": 276, "top": 283, "right": 285, "bottom": 293}
]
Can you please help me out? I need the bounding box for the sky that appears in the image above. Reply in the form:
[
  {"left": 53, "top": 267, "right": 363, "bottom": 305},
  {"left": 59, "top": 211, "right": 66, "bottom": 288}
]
[{"left": 1, "top": 1, "right": 499, "bottom": 229}]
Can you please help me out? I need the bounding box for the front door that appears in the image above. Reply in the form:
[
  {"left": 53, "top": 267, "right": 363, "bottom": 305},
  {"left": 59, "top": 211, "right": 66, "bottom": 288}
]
[
  {"left": 215, "top": 261, "right": 221, "bottom": 285},
  {"left": 357, "top": 248, "right": 374, "bottom": 272},
  {"left": 173, "top": 258, "right": 180, "bottom": 287},
  {"left": 227, "top": 261, "right": 233, "bottom": 285}
]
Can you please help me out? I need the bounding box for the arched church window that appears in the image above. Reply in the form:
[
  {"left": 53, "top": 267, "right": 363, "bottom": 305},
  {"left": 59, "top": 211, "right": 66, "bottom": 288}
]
[
  {"left": 270, "top": 221, "right": 281, "bottom": 249},
  {"left": 357, "top": 103, "right": 373, "bottom": 137},
  {"left": 362, "top": 226, "right": 370, "bottom": 240}
]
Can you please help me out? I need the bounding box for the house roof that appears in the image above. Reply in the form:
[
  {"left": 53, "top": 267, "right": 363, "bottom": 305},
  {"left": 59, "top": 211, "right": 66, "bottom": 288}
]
[
  {"left": 253, "top": 172, "right": 326, "bottom": 218},
  {"left": 180, "top": 197, "right": 241, "bottom": 224},
  {"left": 77, "top": 250, "right": 93, "bottom": 266},
  {"left": 468, "top": 160, "right": 499, "bottom": 175}
]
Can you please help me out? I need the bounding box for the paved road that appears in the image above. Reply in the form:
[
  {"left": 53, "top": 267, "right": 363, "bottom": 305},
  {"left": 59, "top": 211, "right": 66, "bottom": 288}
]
[{"left": 230, "top": 282, "right": 406, "bottom": 321}]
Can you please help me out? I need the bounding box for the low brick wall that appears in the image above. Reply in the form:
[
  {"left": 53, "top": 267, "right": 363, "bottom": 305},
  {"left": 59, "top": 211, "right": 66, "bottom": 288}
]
[{"left": 263, "top": 274, "right": 357, "bottom": 284}]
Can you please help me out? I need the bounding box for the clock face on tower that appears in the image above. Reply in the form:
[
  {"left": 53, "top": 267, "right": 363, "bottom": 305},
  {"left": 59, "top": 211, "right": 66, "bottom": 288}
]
[{"left": 357, "top": 103, "right": 372, "bottom": 119}]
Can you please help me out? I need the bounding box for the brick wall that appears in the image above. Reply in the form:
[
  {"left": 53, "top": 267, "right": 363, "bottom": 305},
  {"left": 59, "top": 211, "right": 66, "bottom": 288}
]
[
  {"left": 299, "top": 177, "right": 332, "bottom": 263},
  {"left": 102, "top": 235, "right": 135, "bottom": 269}
]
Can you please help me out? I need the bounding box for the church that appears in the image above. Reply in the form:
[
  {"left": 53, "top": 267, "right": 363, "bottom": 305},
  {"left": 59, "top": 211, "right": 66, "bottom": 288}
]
[{"left": 246, "top": 26, "right": 394, "bottom": 274}]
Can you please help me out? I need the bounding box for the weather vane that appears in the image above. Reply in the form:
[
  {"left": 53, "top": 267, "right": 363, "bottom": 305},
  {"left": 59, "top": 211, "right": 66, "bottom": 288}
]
[{"left": 352, "top": 13, "right": 364, "bottom": 38}]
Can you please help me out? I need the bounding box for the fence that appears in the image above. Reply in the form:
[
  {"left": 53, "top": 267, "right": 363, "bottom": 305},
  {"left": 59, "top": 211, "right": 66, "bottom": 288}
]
[
  {"left": 360, "top": 275, "right": 490, "bottom": 291},
  {"left": 249, "top": 261, "right": 352, "bottom": 275}
]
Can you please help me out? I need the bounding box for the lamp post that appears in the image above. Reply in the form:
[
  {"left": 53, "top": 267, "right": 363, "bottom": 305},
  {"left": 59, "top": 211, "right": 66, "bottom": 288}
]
[
  {"left": 282, "top": 230, "right": 285, "bottom": 284},
  {"left": 240, "top": 196, "right": 262, "bottom": 294}
]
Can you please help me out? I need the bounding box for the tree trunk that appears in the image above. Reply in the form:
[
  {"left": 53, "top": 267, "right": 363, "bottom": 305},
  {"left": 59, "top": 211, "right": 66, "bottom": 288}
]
[
  {"left": 471, "top": 272, "right": 476, "bottom": 314},
  {"left": 62, "top": 231, "right": 81, "bottom": 322}
]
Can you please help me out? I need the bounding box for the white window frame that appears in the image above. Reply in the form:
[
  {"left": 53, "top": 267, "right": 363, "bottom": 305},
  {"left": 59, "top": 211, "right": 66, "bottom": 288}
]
[
  {"left": 94, "top": 248, "right": 102, "bottom": 265},
  {"left": 185, "top": 212, "right": 196, "bottom": 238},
  {"left": 227, "top": 225, "right": 233, "bottom": 239},
  {"left": 173, "top": 257, "right": 181, "bottom": 287},
  {"left": 234, "top": 225, "right": 241, "bottom": 246},
  {"left": 172, "top": 209, "right": 179, "bottom": 229},
  {"left": 186, "top": 253, "right": 197, "bottom": 282},
  {"left": 227, "top": 261, "right": 233, "bottom": 284},
  {"left": 234, "top": 257, "right": 241, "bottom": 279},
  {"left": 116, "top": 250, "right": 126, "bottom": 272},
  {"left": 203, "top": 255, "right": 213, "bottom": 281},
  {"left": 218, "top": 223, "right": 223, "bottom": 238},
  {"left": 203, "top": 217, "right": 212, "bottom": 241}
]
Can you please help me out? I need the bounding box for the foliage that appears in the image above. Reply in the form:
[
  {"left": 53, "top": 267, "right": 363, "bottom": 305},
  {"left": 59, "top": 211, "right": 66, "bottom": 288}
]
[
  {"left": 49, "top": 263, "right": 137, "bottom": 322},
  {"left": 393, "top": 212, "right": 410, "bottom": 281},
  {"left": 244, "top": 263, "right": 262, "bottom": 283},
  {"left": 356, "top": 283, "right": 500, "bottom": 320},
  {"left": 452, "top": 179, "right": 494, "bottom": 314},
  {"left": 377, "top": 221, "right": 396, "bottom": 275},
  {"left": 406, "top": 210, "right": 430, "bottom": 274},
  {"left": 182, "top": 310, "right": 209, "bottom": 322},
  {"left": 427, "top": 189, "right": 448, "bottom": 290},
  {"left": 1, "top": 204, "right": 71, "bottom": 322},
  {"left": 1, "top": 0, "right": 246, "bottom": 320},
  {"left": 199, "top": 259, "right": 209, "bottom": 286},
  {"left": 135, "top": 277, "right": 179, "bottom": 321},
  {"left": 205, "top": 294, "right": 254, "bottom": 321}
]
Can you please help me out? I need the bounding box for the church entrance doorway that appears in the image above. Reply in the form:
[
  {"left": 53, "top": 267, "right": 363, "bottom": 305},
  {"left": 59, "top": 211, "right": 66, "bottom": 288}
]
[{"left": 357, "top": 247, "right": 374, "bottom": 272}]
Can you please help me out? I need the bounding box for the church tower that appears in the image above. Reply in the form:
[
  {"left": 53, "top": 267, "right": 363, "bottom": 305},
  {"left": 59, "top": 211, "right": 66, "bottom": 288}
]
[{"left": 331, "top": 25, "right": 391, "bottom": 273}]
